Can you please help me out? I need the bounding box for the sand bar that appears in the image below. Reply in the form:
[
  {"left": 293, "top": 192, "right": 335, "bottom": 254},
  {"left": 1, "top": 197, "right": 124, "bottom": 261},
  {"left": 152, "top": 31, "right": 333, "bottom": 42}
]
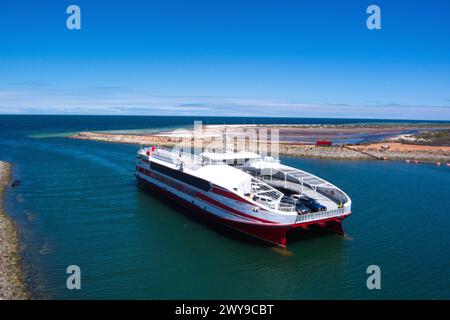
[{"left": 69, "top": 127, "right": 450, "bottom": 163}]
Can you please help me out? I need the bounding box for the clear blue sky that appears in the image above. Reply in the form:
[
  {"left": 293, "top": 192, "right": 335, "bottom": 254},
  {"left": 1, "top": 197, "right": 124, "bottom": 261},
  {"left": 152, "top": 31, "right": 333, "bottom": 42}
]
[{"left": 0, "top": 0, "right": 449, "bottom": 119}]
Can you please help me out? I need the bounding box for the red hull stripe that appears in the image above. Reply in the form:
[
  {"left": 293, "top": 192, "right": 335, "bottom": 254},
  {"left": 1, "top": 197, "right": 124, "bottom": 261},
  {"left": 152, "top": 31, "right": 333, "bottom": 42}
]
[
  {"left": 136, "top": 168, "right": 351, "bottom": 228},
  {"left": 211, "top": 186, "right": 255, "bottom": 205},
  {"left": 195, "top": 191, "right": 275, "bottom": 224},
  {"left": 137, "top": 175, "right": 349, "bottom": 246},
  {"left": 137, "top": 165, "right": 274, "bottom": 223},
  {"left": 138, "top": 176, "right": 291, "bottom": 246}
]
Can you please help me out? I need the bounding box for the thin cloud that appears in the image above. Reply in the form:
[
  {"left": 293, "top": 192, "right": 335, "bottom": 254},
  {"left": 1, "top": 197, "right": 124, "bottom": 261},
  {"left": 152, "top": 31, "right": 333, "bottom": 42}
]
[
  {"left": 4, "top": 80, "right": 53, "bottom": 88},
  {"left": 0, "top": 85, "right": 449, "bottom": 120}
]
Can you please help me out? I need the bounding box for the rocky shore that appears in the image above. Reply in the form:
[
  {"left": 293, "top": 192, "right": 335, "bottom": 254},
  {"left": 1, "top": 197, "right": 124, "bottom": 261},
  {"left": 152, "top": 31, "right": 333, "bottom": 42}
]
[
  {"left": 0, "top": 161, "right": 28, "bottom": 300},
  {"left": 70, "top": 131, "right": 450, "bottom": 164},
  {"left": 347, "top": 143, "right": 450, "bottom": 163}
]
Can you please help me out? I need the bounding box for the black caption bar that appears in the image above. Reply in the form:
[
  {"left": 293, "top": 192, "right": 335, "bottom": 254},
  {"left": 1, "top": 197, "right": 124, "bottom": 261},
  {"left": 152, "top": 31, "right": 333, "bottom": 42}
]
[{"left": 1, "top": 300, "right": 448, "bottom": 319}]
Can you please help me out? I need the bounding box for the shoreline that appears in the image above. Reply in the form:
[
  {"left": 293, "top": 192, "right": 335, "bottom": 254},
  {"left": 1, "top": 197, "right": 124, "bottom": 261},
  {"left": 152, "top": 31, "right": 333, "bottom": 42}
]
[
  {"left": 69, "top": 130, "right": 450, "bottom": 164},
  {"left": 0, "top": 161, "right": 28, "bottom": 300}
]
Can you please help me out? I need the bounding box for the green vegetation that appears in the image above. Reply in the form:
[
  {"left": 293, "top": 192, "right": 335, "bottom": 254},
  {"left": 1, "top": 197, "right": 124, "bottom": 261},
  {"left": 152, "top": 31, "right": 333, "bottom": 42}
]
[{"left": 414, "top": 129, "right": 450, "bottom": 146}]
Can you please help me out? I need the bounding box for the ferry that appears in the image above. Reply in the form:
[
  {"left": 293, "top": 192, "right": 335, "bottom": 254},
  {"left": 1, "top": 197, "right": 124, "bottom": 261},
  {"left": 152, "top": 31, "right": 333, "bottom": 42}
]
[{"left": 135, "top": 140, "right": 351, "bottom": 247}]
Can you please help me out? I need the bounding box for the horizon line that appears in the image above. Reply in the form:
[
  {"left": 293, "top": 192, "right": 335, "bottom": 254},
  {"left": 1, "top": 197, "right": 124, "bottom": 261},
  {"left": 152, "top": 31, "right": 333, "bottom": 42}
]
[{"left": 1, "top": 113, "right": 449, "bottom": 123}]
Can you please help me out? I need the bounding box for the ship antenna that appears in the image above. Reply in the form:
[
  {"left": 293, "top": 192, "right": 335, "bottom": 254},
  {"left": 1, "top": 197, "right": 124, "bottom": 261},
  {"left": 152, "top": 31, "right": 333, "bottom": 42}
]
[{"left": 223, "top": 125, "right": 227, "bottom": 153}]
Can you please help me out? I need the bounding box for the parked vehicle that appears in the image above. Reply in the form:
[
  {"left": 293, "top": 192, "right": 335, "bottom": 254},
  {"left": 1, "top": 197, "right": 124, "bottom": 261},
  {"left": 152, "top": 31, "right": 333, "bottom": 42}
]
[
  {"left": 281, "top": 195, "right": 296, "bottom": 205},
  {"left": 295, "top": 201, "right": 311, "bottom": 214},
  {"left": 283, "top": 195, "right": 312, "bottom": 214},
  {"left": 299, "top": 196, "right": 327, "bottom": 212}
]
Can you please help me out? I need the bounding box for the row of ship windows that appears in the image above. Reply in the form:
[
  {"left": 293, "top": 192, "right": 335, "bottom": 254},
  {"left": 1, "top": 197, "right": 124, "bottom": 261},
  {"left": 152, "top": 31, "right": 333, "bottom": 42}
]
[{"left": 137, "top": 166, "right": 196, "bottom": 196}]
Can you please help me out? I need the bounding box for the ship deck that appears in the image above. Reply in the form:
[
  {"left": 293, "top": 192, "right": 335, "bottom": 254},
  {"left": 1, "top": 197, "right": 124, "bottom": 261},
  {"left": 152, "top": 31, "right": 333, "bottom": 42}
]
[
  {"left": 263, "top": 178, "right": 339, "bottom": 210},
  {"left": 140, "top": 147, "right": 349, "bottom": 214}
]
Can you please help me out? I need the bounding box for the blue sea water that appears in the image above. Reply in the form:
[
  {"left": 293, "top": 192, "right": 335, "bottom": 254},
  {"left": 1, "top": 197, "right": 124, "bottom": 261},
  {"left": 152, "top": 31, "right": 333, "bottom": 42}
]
[{"left": 0, "top": 115, "right": 449, "bottom": 299}]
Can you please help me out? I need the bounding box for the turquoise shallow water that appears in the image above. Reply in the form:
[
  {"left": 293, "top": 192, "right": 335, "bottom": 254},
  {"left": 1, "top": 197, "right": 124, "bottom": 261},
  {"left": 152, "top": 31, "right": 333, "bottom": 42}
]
[{"left": 0, "top": 115, "right": 449, "bottom": 299}]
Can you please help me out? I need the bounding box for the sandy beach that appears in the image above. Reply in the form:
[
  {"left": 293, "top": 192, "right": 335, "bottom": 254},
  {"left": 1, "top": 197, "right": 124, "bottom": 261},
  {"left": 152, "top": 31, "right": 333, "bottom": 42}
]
[
  {"left": 0, "top": 161, "right": 28, "bottom": 300},
  {"left": 69, "top": 124, "right": 450, "bottom": 164}
]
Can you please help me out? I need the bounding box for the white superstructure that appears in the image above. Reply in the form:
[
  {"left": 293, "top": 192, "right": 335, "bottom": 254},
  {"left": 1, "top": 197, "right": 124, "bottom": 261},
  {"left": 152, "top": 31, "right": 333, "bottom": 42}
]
[{"left": 135, "top": 146, "right": 352, "bottom": 246}]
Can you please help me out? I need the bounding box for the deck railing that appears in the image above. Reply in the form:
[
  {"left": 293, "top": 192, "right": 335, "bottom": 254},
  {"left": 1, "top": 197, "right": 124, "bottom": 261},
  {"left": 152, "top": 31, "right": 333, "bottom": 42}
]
[
  {"left": 251, "top": 198, "right": 277, "bottom": 210},
  {"left": 277, "top": 203, "right": 296, "bottom": 212},
  {"left": 147, "top": 148, "right": 204, "bottom": 169},
  {"left": 294, "top": 207, "right": 350, "bottom": 224}
]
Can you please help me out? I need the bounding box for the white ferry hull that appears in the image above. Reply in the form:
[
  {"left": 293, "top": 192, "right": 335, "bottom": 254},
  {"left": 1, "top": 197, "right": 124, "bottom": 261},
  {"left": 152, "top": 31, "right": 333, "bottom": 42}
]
[{"left": 136, "top": 164, "right": 350, "bottom": 247}]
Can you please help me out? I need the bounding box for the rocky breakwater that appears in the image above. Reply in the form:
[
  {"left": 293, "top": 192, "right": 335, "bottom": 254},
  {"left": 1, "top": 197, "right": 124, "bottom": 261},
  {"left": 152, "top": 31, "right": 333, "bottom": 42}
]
[
  {"left": 69, "top": 131, "right": 450, "bottom": 163},
  {"left": 0, "top": 161, "right": 28, "bottom": 300}
]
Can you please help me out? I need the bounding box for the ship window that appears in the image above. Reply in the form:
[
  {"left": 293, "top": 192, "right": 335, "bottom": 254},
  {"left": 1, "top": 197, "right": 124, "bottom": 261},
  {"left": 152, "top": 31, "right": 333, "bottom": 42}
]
[{"left": 150, "top": 162, "right": 211, "bottom": 192}]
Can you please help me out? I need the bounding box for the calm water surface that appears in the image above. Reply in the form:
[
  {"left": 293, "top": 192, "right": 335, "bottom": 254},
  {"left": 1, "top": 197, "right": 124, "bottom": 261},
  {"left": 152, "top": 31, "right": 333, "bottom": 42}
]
[{"left": 0, "top": 115, "right": 449, "bottom": 299}]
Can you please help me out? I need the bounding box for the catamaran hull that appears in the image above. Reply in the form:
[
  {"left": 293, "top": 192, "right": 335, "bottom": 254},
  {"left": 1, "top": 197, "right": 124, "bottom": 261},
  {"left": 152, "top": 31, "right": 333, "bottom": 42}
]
[{"left": 136, "top": 175, "right": 349, "bottom": 247}]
